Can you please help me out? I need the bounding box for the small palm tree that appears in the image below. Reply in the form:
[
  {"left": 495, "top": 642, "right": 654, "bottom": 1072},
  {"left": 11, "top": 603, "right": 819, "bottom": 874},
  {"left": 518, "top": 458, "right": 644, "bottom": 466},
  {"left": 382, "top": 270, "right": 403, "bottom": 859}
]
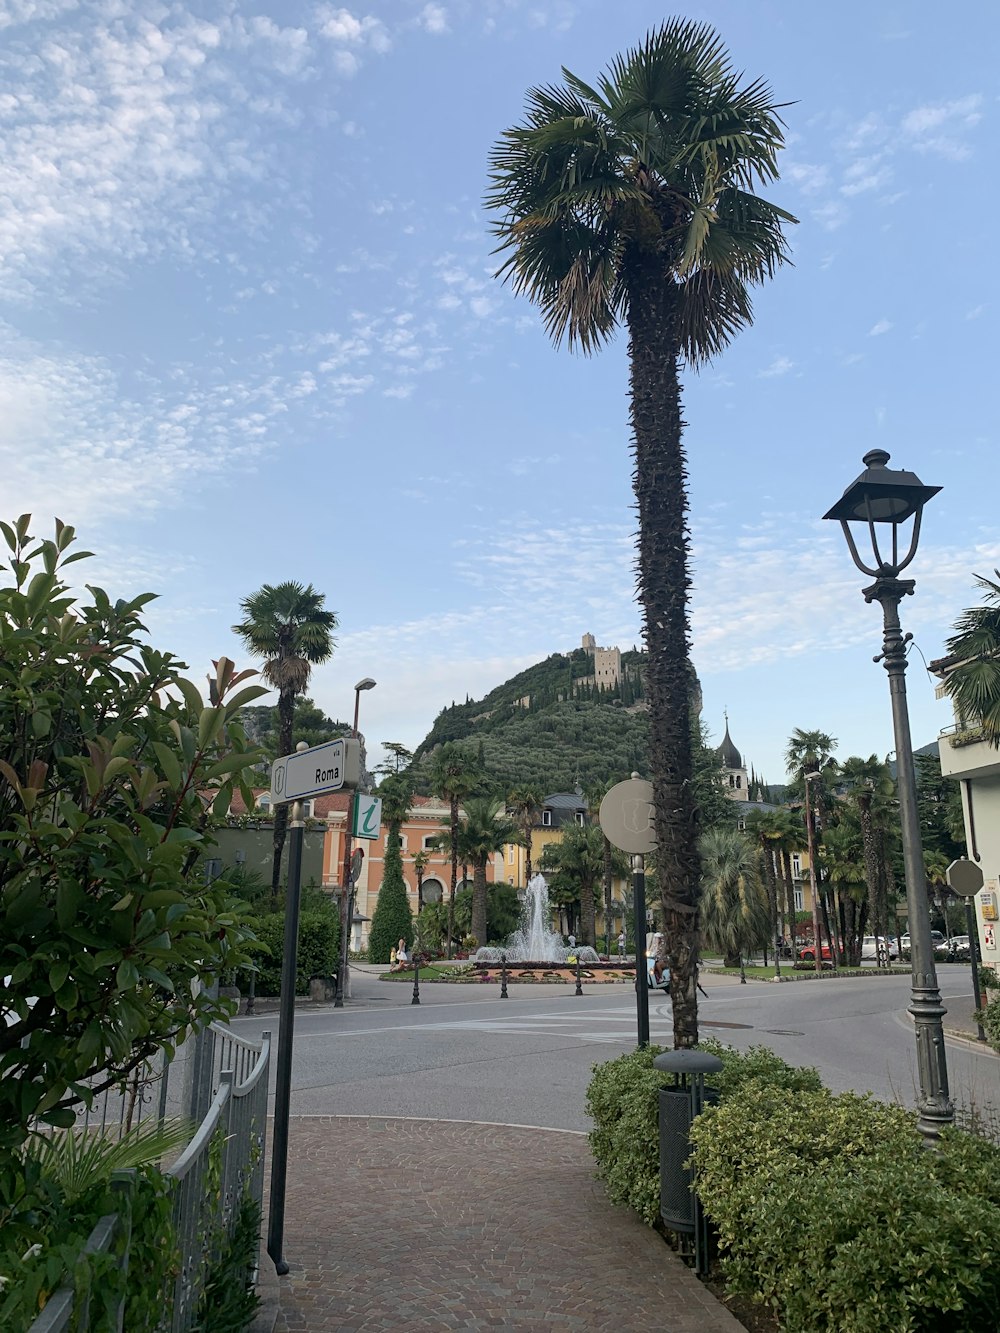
[
  {"left": 459, "top": 796, "right": 516, "bottom": 948},
  {"left": 540, "top": 823, "right": 612, "bottom": 947},
  {"left": 506, "top": 783, "right": 543, "bottom": 886},
  {"left": 412, "top": 849, "right": 429, "bottom": 913},
  {"left": 487, "top": 21, "right": 794, "bottom": 1046},
  {"left": 232, "top": 582, "right": 337, "bottom": 895},
  {"left": 698, "top": 827, "right": 770, "bottom": 976},
  {"left": 943, "top": 571, "right": 1000, "bottom": 744}
]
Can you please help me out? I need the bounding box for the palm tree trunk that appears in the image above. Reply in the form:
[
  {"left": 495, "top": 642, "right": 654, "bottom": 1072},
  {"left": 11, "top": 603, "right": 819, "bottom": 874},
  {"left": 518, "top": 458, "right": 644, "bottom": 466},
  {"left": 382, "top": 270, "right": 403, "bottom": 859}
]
[
  {"left": 447, "top": 796, "right": 459, "bottom": 958},
  {"left": 271, "top": 685, "right": 296, "bottom": 897},
  {"left": 523, "top": 820, "right": 533, "bottom": 886},
  {"left": 761, "top": 845, "right": 781, "bottom": 976},
  {"left": 626, "top": 259, "right": 700, "bottom": 1048},
  {"left": 858, "top": 792, "right": 882, "bottom": 965},
  {"left": 471, "top": 857, "right": 488, "bottom": 949},
  {"left": 580, "top": 875, "right": 596, "bottom": 947}
]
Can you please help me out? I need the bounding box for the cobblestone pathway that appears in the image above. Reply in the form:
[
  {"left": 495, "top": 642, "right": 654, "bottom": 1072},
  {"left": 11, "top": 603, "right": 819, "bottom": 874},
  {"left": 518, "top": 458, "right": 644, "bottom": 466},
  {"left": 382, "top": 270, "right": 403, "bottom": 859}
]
[{"left": 261, "top": 1116, "right": 742, "bottom": 1332}]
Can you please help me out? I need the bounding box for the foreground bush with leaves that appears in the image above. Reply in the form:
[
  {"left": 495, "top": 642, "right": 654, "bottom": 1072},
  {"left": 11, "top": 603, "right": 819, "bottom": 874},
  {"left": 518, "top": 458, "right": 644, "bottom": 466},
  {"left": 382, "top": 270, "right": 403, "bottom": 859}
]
[
  {"left": 0, "top": 516, "right": 266, "bottom": 1161},
  {"left": 585, "top": 1041, "right": 821, "bottom": 1226},
  {"left": 0, "top": 1121, "right": 187, "bottom": 1331},
  {"left": 691, "top": 1084, "right": 1000, "bottom": 1331}
]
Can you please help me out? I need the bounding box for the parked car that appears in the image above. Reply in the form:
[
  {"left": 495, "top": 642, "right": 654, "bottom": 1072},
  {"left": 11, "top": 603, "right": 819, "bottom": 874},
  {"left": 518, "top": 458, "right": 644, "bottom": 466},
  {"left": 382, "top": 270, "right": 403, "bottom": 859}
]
[
  {"left": 899, "top": 931, "right": 945, "bottom": 957},
  {"left": 861, "top": 935, "right": 899, "bottom": 961},
  {"left": 798, "top": 942, "right": 833, "bottom": 962}
]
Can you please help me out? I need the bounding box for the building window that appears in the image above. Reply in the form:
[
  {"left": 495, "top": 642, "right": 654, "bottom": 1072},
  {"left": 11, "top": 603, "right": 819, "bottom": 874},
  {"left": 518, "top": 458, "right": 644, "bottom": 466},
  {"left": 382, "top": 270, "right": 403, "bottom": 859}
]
[
  {"left": 423, "top": 835, "right": 437, "bottom": 850},
  {"left": 794, "top": 888, "right": 803, "bottom": 912},
  {"left": 399, "top": 835, "right": 408, "bottom": 852},
  {"left": 792, "top": 854, "right": 802, "bottom": 879},
  {"left": 575, "top": 811, "right": 585, "bottom": 826},
  {"left": 737, "top": 817, "right": 746, "bottom": 831},
  {"left": 256, "top": 795, "right": 271, "bottom": 812},
  {"left": 507, "top": 845, "right": 515, "bottom": 865},
  {"left": 542, "top": 810, "right": 552, "bottom": 826},
  {"left": 735, "top": 775, "right": 741, "bottom": 789},
  {"left": 508, "top": 876, "right": 514, "bottom": 885},
  {"left": 302, "top": 800, "right": 314, "bottom": 818}
]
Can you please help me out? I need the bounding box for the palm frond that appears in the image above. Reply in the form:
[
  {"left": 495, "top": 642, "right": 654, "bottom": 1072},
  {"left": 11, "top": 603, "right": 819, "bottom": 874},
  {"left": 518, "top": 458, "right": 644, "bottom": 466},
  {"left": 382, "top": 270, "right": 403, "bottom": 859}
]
[{"left": 28, "top": 1117, "right": 193, "bottom": 1202}]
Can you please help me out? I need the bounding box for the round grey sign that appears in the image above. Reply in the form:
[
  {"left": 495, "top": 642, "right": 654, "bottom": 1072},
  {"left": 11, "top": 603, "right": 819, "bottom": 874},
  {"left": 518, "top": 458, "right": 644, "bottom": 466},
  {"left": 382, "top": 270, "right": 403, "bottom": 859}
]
[
  {"left": 599, "top": 777, "right": 656, "bottom": 854},
  {"left": 946, "top": 858, "right": 985, "bottom": 898}
]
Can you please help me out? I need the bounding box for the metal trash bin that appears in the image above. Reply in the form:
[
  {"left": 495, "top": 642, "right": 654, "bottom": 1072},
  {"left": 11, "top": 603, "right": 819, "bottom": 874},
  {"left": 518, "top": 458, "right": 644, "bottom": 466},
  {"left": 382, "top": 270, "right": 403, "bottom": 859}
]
[{"left": 652, "top": 1049, "right": 723, "bottom": 1273}]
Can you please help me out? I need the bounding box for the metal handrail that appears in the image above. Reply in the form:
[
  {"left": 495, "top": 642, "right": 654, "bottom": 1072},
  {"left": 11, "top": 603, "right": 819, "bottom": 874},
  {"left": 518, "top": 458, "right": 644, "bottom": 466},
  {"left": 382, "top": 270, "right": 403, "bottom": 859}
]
[
  {"left": 165, "top": 1073, "right": 232, "bottom": 1184},
  {"left": 234, "top": 1032, "right": 270, "bottom": 1097}
]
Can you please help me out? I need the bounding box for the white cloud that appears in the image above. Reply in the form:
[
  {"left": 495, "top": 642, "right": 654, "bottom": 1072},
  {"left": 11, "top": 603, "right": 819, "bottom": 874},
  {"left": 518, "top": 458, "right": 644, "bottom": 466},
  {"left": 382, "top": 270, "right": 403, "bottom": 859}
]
[
  {"left": 759, "top": 356, "right": 795, "bottom": 378},
  {"left": 868, "top": 319, "right": 892, "bottom": 337},
  {"left": 418, "top": 4, "right": 449, "bottom": 35},
  {"left": 317, "top": 6, "right": 391, "bottom": 56},
  {"left": 901, "top": 94, "right": 982, "bottom": 159}
]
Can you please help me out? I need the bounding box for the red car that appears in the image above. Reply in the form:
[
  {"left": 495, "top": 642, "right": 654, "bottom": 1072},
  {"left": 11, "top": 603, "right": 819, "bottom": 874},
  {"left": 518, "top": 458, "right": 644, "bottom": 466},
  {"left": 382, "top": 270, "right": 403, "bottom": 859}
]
[{"left": 798, "top": 942, "right": 833, "bottom": 961}]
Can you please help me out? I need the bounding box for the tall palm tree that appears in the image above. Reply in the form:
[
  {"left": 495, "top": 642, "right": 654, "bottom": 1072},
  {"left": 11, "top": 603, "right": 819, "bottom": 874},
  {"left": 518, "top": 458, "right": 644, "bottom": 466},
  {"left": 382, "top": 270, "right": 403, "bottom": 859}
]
[
  {"left": 942, "top": 571, "right": 1000, "bottom": 744},
  {"left": 459, "top": 796, "right": 516, "bottom": 948},
  {"left": 743, "top": 808, "right": 785, "bottom": 975},
  {"left": 232, "top": 582, "right": 337, "bottom": 895},
  {"left": 785, "top": 729, "right": 838, "bottom": 971},
  {"left": 838, "top": 755, "right": 894, "bottom": 965},
  {"left": 506, "top": 783, "right": 543, "bottom": 886},
  {"left": 698, "top": 827, "right": 771, "bottom": 976},
  {"left": 430, "top": 743, "right": 478, "bottom": 958},
  {"left": 487, "top": 22, "right": 794, "bottom": 1046}
]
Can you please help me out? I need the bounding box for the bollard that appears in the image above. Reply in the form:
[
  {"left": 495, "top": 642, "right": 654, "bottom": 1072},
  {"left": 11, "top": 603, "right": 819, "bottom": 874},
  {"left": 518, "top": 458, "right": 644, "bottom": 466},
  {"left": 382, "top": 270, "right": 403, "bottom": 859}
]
[
  {"left": 652, "top": 1049, "right": 723, "bottom": 1277},
  {"left": 575, "top": 954, "right": 583, "bottom": 997},
  {"left": 500, "top": 953, "right": 508, "bottom": 999},
  {"left": 411, "top": 956, "right": 421, "bottom": 1005}
]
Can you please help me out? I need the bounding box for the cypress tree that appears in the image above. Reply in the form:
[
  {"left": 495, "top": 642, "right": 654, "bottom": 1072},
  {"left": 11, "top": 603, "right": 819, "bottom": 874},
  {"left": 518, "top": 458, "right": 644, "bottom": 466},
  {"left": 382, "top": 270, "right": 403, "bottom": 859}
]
[{"left": 368, "top": 831, "right": 413, "bottom": 963}]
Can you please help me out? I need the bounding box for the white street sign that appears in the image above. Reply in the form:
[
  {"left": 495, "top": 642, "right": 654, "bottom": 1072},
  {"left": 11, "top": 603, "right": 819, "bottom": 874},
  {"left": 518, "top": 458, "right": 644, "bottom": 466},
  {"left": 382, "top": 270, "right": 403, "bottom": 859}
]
[
  {"left": 270, "top": 738, "right": 360, "bottom": 805},
  {"left": 599, "top": 777, "right": 656, "bottom": 854},
  {"left": 352, "top": 794, "right": 382, "bottom": 840}
]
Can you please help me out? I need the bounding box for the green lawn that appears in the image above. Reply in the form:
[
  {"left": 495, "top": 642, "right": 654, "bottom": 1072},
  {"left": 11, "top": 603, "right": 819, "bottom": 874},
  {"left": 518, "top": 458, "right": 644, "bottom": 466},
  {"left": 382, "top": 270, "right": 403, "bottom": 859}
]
[
  {"left": 705, "top": 964, "right": 910, "bottom": 982},
  {"left": 379, "top": 964, "right": 456, "bottom": 982}
]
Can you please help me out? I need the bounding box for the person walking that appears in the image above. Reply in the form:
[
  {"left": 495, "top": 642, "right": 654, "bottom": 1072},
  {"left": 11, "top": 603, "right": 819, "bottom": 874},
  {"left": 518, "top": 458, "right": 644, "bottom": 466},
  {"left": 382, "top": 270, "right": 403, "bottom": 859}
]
[{"left": 617, "top": 930, "right": 626, "bottom": 960}]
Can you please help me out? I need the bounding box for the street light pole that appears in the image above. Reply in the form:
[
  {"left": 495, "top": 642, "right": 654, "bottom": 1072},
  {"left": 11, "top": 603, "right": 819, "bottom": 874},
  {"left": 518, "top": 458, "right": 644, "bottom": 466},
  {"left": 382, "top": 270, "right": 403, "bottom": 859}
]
[
  {"left": 334, "top": 677, "right": 376, "bottom": 1009},
  {"left": 824, "top": 449, "right": 953, "bottom": 1143}
]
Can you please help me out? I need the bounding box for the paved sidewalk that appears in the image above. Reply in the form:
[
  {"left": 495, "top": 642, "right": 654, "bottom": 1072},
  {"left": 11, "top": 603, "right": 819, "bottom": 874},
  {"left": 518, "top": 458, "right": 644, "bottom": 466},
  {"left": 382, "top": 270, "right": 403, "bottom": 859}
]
[{"left": 255, "top": 1116, "right": 742, "bottom": 1332}]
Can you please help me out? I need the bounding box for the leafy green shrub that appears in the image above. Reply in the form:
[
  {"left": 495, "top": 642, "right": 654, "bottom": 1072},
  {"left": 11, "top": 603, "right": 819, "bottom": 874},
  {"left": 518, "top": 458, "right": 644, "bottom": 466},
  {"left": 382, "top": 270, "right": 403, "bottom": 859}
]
[
  {"left": 248, "top": 904, "right": 339, "bottom": 996},
  {"left": 978, "top": 992, "right": 1000, "bottom": 1052},
  {"left": 585, "top": 1041, "right": 821, "bottom": 1228},
  {"left": 0, "top": 1126, "right": 181, "bottom": 1332},
  {"left": 195, "top": 1193, "right": 261, "bottom": 1332},
  {"left": 691, "top": 1083, "right": 1000, "bottom": 1331}
]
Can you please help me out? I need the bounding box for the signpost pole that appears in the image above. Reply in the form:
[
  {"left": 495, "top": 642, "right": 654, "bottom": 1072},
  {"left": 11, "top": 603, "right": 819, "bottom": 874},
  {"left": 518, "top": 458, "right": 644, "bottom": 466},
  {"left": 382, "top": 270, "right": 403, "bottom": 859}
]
[
  {"left": 267, "top": 798, "right": 305, "bottom": 1275},
  {"left": 598, "top": 775, "right": 656, "bottom": 1052},
  {"left": 335, "top": 794, "right": 355, "bottom": 1009},
  {"left": 947, "top": 859, "right": 988, "bottom": 1045},
  {"left": 633, "top": 853, "right": 650, "bottom": 1049}
]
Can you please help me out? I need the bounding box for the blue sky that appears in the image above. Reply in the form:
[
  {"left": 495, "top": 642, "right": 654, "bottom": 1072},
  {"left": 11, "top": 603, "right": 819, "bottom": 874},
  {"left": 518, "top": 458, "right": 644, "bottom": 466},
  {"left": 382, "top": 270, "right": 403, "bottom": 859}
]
[{"left": 3, "top": 0, "right": 997, "bottom": 787}]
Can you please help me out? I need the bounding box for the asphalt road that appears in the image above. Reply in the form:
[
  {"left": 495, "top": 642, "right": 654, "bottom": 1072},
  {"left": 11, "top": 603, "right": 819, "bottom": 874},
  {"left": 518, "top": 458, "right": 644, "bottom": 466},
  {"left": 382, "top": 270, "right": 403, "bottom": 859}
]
[{"left": 231, "top": 964, "right": 999, "bottom": 1133}]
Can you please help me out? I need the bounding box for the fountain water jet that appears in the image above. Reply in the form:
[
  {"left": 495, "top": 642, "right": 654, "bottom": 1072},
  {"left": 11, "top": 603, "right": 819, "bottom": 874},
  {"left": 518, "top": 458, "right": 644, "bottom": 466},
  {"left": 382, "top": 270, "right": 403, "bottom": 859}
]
[{"left": 473, "top": 874, "right": 601, "bottom": 965}]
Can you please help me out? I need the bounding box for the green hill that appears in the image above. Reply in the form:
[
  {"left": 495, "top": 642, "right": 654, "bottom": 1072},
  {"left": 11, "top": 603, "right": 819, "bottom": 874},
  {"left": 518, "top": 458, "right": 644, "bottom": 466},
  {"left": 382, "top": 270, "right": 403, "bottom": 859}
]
[{"left": 411, "top": 648, "right": 728, "bottom": 820}]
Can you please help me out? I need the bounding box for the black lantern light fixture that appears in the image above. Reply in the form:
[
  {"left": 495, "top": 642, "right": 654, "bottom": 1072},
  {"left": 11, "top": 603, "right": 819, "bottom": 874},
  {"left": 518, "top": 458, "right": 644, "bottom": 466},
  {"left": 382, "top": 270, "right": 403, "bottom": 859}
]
[{"left": 823, "top": 449, "right": 952, "bottom": 1144}]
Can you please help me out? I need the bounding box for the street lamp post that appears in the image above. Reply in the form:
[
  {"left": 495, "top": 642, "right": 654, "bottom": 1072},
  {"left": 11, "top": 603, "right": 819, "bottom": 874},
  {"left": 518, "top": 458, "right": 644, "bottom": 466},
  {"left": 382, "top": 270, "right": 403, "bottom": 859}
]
[
  {"left": 823, "top": 448, "right": 953, "bottom": 1143},
  {"left": 335, "top": 677, "right": 376, "bottom": 1009}
]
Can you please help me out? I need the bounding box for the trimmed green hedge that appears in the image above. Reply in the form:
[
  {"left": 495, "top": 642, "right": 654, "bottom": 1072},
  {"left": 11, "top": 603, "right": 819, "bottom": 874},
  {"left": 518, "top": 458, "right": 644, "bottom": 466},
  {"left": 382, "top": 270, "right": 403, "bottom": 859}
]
[
  {"left": 247, "top": 908, "right": 340, "bottom": 996},
  {"left": 585, "top": 1041, "right": 821, "bottom": 1227},
  {"left": 691, "top": 1084, "right": 1000, "bottom": 1331}
]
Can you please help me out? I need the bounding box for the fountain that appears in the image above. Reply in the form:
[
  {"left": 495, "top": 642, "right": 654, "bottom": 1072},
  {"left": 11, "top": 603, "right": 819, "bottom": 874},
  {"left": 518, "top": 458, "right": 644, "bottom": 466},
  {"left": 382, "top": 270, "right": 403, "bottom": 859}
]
[{"left": 473, "top": 875, "right": 601, "bottom": 965}]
